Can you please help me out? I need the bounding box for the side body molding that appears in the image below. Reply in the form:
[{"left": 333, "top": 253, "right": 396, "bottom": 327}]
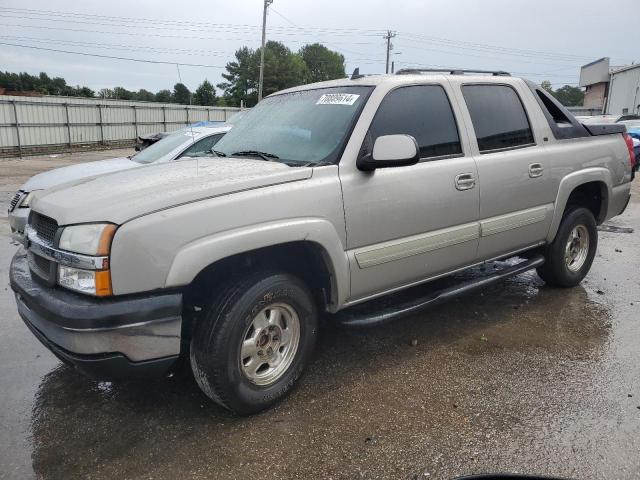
[
  {"left": 546, "top": 167, "right": 612, "bottom": 242},
  {"left": 164, "top": 218, "right": 350, "bottom": 310}
]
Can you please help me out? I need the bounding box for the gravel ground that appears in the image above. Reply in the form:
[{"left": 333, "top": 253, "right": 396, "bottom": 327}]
[{"left": 0, "top": 151, "right": 639, "bottom": 480}]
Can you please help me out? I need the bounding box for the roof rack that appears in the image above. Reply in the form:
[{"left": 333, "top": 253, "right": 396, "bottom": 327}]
[{"left": 395, "top": 68, "right": 511, "bottom": 77}]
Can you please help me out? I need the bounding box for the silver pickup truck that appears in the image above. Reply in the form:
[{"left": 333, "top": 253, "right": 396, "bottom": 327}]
[{"left": 10, "top": 69, "right": 634, "bottom": 414}]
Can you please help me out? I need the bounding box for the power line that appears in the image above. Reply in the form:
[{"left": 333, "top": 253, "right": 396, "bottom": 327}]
[
  {"left": 0, "top": 5, "right": 631, "bottom": 65},
  {"left": 0, "top": 41, "right": 226, "bottom": 68},
  {"left": 393, "top": 42, "right": 585, "bottom": 70},
  {"left": 0, "top": 12, "right": 382, "bottom": 38},
  {"left": 0, "top": 6, "right": 384, "bottom": 35},
  {"left": 269, "top": 7, "right": 370, "bottom": 58},
  {"left": 0, "top": 35, "right": 233, "bottom": 57},
  {"left": 0, "top": 22, "right": 379, "bottom": 46}
]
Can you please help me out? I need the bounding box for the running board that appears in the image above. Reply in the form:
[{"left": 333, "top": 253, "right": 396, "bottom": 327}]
[{"left": 336, "top": 254, "right": 545, "bottom": 328}]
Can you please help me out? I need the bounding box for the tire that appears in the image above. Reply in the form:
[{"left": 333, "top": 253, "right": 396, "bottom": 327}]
[
  {"left": 189, "top": 270, "right": 318, "bottom": 415},
  {"left": 536, "top": 207, "right": 597, "bottom": 287}
]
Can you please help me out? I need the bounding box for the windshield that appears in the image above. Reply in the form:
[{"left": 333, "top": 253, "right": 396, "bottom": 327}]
[
  {"left": 213, "top": 86, "right": 372, "bottom": 165},
  {"left": 132, "top": 130, "right": 195, "bottom": 164}
]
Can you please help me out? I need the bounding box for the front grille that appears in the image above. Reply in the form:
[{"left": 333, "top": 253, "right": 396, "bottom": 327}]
[
  {"left": 9, "top": 191, "right": 23, "bottom": 212},
  {"left": 30, "top": 212, "right": 58, "bottom": 244}
]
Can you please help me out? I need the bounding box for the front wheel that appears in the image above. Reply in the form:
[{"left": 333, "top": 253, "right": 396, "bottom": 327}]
[
  {"left": 536, "top": 207, "right": 597, "bottom": 287},
  {"left": 189, "top": 271, "right": 318, "bottom": 415}
]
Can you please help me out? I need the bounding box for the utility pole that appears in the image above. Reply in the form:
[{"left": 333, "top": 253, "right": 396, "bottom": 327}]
[
  {"left": 258, "top": 0, "right": 273, "bottom": 102},
  {"left": 384, "top": 30, "right": 396, "bottom": 74}
]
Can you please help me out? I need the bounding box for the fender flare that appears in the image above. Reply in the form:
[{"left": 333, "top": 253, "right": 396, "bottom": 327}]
[
  {"left": 165, "top": 218, "right": 350, "bottom": 309},
  {"left": 546, "top": 168, "right": 611, "bottom": 242}
]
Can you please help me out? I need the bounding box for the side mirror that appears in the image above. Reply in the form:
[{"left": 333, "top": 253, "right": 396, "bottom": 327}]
[{"left": 357, "top": 134, "right": 420, "bottom": 171}]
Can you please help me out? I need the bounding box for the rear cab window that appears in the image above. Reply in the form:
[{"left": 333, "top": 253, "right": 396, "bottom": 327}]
[
  {"left": 462, "top": 84, "right": 535, "bottom": 153},
  {"left": 528, "top": 84, "right": 590, "bottom": 140},
  {"left": 367, "top": 85, "right": 463, "bottom": 160}
]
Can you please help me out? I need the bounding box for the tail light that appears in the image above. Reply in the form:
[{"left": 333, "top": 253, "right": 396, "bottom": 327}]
[{"left": 624, "top": 133, "right": 635, "bottom": 169}]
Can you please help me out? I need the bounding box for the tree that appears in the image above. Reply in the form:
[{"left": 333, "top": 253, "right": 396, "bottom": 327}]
[
  {"left": 155, "top": 89, "right": 172, "bottom": 103},
  {"left": 218, "top": 41, "right": 308, "bottom": 107},
  {"left": 75, "top": 86, "right": 95, "bottom": 98},
  {"left": 112, "top": 87, "right": 135, "bottom": 100},
  {"left": 49, "top": 77, "right": 70, "bottom": 96},
  {"left": 136, "top": 89, "right": 155, "bottom": 102},
  {"left": 98, "top": 88, "right": 114, "bottom": 99},
  {"left": 299, "top": 43, "right": 345, "bottom": 83},
  {"left": 217, "top": 46, "right": 258, "bottom": 107},
  {"left": 539, "top": 81, "right": 585, "bottom": 107},
  {"left": 193, "top": 79, "right": 216, "bottom": 106},
  {"left": 553, "top": 85, "right": 585, "bottom": 107},
  {"left": 172, "top": 82, "right": 191, "bottom": 104},
  {"left": 260, "top": 41, "right": 308, "bottom": 97}
]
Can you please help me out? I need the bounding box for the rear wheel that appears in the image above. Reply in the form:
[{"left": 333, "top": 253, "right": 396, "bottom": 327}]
[
  {"left": 189, "top": 271, "right": 318, "bottom": 415},
  {"left": 536, "top": 207, "right": 597, "bottom": 287}
]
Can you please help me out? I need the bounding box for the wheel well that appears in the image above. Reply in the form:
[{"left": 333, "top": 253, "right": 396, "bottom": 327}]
[
  {"left": 564, "top": 181, "right": 607, "bottom": 224},
  {"left": 181, "top": 242, "right": 334, "bottom": 340}
]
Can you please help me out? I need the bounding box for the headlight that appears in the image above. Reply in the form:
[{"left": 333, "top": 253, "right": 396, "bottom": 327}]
[
  {"left": 19, "top": 190, "right": 40, "bottom": 208},
  {"left": 57, "top": 223, "right": 117, "bottom": 296},
  {"left": 58, "top": 266, "right": 112, "bottom": 296},
  {"left": 58, "top": 223, "right": 116, "bottom": 256}
]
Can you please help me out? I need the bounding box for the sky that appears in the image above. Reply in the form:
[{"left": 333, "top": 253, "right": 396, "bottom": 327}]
[{"left": 0, "top": 0, "right": 637, "bottom": 94}]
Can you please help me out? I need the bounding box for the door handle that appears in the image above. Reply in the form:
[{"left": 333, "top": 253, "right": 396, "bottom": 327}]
[
  {"left": 455, "top": 173, "right": 476, "bottom": 191},
  {"left": 529, "top": 163, "right": 544, "bottom": 178}
]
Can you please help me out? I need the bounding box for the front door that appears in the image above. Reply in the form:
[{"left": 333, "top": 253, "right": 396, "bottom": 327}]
[{"left": 340, "top": 83, "right": 480, "bottom": 302}]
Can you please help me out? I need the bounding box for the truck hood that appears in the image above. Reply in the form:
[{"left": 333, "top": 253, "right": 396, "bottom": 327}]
[
  {"left": 31, "top": 157, "right": 312, "bottom": 225},
  {"left": 21, "top": 157, "right": 139, "bottom": 191}
]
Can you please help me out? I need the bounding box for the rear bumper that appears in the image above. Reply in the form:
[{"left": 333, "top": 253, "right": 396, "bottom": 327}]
[
  {"left": 10, "top": 250, "right": 183, "bottom": 380},
  {"left": 608, "top": 182, "right": 632, "bottom": 219}
]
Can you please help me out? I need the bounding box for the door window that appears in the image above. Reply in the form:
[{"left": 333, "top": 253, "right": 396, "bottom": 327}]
[
  {"left": 179, "top": 133, "right": 225, "bottom": 158},
  {"left": 462, "top": 84, "right": 535, "bottom": 152},
  {"left": 368, "top": 85, "right": 462, "bottom": 159}
]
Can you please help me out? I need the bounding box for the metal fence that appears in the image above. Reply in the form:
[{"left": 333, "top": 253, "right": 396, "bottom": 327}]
[{"left": 0, "top": 94, "right": 241, "bottom": 157}]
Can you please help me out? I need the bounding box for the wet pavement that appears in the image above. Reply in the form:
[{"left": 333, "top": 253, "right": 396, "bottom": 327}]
[{"left": 0, "top": 156, "right": 639, "bottom": 479}]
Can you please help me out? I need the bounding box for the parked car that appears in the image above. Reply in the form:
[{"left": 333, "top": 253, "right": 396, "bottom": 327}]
[
  {"left": 134, "top": 131, "right": 170, "bottom": 151},
  {"left": 134, "top": 121, "right": 228, "bottom": 151},
  {"left": 10, "top": 70, "right": 633, "bottom": 415},
  {"left": 628, "top": 127, "right": 640, "bottom": 170},
  {"left": 580, "top": 114, "right": 640, "bottom": 124},
  {"left": 8, "top": 124, "right": 231, "bottom": 238}
]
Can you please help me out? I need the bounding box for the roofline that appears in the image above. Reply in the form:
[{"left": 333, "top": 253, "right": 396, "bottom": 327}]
[
  {"left": 581, "top": 57, "right": 610, "bottom": 69},
  {"left": 610, "top": 63, "right": 640, "bottom": 75},
  {"left": 269, "top": 72, "right": 529, "bottom": 97}
]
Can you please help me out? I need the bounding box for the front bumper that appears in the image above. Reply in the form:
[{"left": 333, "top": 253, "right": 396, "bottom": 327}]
[{"left": 10, "top": 250, "right": 183, "bottom": 380}]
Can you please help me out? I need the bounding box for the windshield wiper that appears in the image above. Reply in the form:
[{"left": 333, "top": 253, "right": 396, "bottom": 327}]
[
  {"left": 231, "top": 150, "right": 279, "bottom": 162},
  {"left": 211, "top": 150, "right": 227, "bottom": 157}
]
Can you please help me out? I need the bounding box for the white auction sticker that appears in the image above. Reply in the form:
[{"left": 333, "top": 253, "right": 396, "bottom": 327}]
[{"left": 316, "top": 93, "right": 360, "bottom": 105}]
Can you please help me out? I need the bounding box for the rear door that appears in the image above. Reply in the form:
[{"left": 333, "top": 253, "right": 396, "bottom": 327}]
[
  {"left": 340, "top": 83, "right": 480, "bottom": 302},
  {"left": 457, "top": 82, "right": 557, "bottom": 259}
]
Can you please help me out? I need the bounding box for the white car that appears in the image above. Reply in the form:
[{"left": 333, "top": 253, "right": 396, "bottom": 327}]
[{"left": 8, "top": 124, "right": 231, "bottom": 238}]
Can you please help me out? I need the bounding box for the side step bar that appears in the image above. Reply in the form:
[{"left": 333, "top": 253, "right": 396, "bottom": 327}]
[{"left": 336, "top": 254, "right": 545, "bottom": 328}]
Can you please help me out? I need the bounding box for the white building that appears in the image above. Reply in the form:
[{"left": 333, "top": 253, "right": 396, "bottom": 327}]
[
  {"left": 579, "top": 57, "right": 640, "bottom": 115},
  {"left": 607, "top": 64, "right": 640, "bottom": 116}
]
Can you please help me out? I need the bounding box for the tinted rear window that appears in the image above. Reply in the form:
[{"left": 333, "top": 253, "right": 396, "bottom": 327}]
[
  {"left": 369, "top": 85, "right": 462, "bottom": 159},
  {"left": 462, "top": 84, "right": 535, "bottom": 152}
]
